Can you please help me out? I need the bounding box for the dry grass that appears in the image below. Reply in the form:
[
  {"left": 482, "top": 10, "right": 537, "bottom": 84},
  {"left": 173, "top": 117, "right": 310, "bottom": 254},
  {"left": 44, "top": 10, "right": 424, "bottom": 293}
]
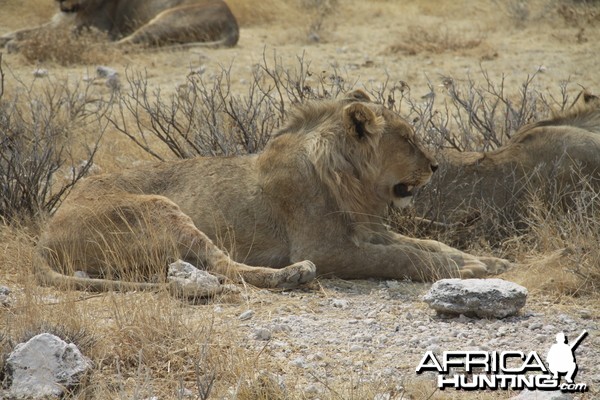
[
  {"left": 389, "top": 25, "right": 483, "bottom": 56},
  {"left": 17, "top": 26, "right": 122, "bottom": 66},
  {"left": 227, "top": 0, "right": 303, "bottom": 27}
]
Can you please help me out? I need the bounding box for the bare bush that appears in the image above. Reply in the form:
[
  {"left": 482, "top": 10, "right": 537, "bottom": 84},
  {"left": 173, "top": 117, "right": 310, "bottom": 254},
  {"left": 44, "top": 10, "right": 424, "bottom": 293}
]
[
  {"left": 110, "top": 51, "right": 353, "bottom": 159},
  {"left": 368, "top": 69, "right": 565, "bottom": 153},
  {"left": 0, "top": 56, "right": 108, "bottom": 222},
  {"left": 389, "top": 25, "right": 483, "bottom": 55}
]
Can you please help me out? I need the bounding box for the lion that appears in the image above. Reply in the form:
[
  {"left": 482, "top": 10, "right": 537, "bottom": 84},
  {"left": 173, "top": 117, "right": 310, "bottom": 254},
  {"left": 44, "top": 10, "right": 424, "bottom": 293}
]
[
  {"left": 36, "top": 90, "right": 510, "bottom": 298},
  {"left": 414, "top": 91, "right": 600, "bottom": 240},
  {"left": 0, "top": 0, "right": 239, "bottom": 50}
]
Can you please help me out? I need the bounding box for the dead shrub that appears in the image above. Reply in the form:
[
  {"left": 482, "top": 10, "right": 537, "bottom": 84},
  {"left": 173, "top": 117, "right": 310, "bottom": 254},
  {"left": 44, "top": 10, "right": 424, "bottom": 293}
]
[
  {"left": 0, "top": 56, "right": 107, "bottom": 222},
  {"left": 110, "top": 51, "right": 353, "bottom": 160},
  {"left": 389, "top": 25, "right": 483, "bottom": 55}
]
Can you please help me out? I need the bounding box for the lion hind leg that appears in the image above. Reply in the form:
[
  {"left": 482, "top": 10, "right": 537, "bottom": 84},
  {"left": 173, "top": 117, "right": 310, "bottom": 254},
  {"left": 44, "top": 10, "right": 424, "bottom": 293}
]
[
  {"left": 115, "top": 3, "right": 239, "bottom": 48},
  {"left": 150, "top": 197, "right": 316, "bottom": 289}
]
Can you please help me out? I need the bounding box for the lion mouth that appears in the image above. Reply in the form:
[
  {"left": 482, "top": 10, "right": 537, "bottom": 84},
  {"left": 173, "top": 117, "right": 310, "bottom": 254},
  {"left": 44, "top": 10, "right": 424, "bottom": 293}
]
[
  {"left": 393, "top": 183, "right": 414, "bottom": 198},
  {"left": 59, "top": 2, "right": 80, "bottom": 13}
]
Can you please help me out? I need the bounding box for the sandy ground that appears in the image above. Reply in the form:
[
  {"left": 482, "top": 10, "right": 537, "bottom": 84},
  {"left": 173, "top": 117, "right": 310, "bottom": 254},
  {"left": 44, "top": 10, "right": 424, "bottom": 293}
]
[{"left": 0, "top": 0, "right": 599, "bottom": 399}]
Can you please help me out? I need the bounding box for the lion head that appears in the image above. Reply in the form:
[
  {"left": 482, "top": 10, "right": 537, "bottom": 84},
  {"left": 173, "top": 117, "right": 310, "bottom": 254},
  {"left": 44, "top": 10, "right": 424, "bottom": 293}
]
[{"left": 271, "top": 90, "right": 438, "bottom": 223}]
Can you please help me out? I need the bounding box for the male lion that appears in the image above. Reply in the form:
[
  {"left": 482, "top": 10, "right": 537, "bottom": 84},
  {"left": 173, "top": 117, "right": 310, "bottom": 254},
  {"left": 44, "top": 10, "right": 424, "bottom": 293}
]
[
  {"left": 414, "top": 92, "right": 600, "bottom": 240},
  {"left": 36, "top": 90, "right": 510, "bottom": 297},
  {"left": 0, "top": 0, "right": 239, "bottom": 50}
]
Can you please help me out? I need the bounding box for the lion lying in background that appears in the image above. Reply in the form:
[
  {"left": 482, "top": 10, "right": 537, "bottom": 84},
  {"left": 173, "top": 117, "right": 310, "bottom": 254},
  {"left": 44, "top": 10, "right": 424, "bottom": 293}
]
[
  {"left": 414, "top": 92, "right": 600, "bottom": 239},
  {"left": 0, "top": 0, "right": 239, "bottom": 50},
  {"left": 36, "top": 90, "right": 510, "bottom": 297}
]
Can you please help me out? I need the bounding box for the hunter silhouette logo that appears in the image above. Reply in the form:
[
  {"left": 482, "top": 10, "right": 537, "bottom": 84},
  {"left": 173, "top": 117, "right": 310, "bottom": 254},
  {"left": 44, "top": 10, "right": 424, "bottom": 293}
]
[
  {"left": 415, "top": 329, "right": 589, "bottom": 392},
  {"left": 546, "top": 330, "right": 588, "bottom": 384}
]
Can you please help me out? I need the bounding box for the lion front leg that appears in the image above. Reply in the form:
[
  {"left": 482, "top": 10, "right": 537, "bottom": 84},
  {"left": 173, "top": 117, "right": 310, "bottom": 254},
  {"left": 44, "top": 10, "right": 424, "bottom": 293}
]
[
  {"left": 160, "top": 200, "right": 316, "bottom": 289},
  {"left": 392, "top": 233, "right": 512, "bottom": 275},
  {"left": 292, "top": 238, "right": 494, "bottom": 282}
]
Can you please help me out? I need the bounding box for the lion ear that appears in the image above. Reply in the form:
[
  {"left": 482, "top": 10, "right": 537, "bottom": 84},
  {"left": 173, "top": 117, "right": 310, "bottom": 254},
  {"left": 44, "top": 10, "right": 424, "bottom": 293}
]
[
  {"left": 343, "top": 103, "right": 384, "bottom": 140},
  {"left": 344, "top": 89, "right": 372, "bottom": 103}
]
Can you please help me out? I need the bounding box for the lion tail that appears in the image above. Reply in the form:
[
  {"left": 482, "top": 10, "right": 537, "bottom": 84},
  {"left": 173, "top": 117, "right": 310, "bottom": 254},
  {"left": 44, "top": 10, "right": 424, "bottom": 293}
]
[{"left": 32, "top": 249, "right": 167, "bottom": 293}]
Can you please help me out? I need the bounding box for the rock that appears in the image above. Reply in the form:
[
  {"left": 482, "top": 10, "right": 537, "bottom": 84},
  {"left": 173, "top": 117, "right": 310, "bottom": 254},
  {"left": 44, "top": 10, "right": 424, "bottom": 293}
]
[
  {"left": 331, "top": 299, "right": 348, "bottom": 309},
  {"left": 510, "top": 389, "right": 573, "bottom": 399},
  {"left": 0, "top": 286, "right": 12, "bottom": 307},
  {"left": 74, "top": 270, "right": 90, "bottom": 279},
  {"left": 239, "top": 310, "right": 255, "bottom": 320},
  {"left": 5, "top": 333, "right": 91, "bottom": 399},
  {"left": 167, "top": 260, "right": 222, "bottom": 298},
  {"left": 32, "top": 68, "right": 48, "bottom": 78},
  {"left": 96, "top": 65, "right": 117, "bottom": 78},
  {"left": 96, "top": 66, "right": 120, "bottom": 90},
  {"left": 253, "top": 328, "right": 272, "bottom": 341},
  {"left": 423, "top": 279, "right": 527, "bottom": 319}
]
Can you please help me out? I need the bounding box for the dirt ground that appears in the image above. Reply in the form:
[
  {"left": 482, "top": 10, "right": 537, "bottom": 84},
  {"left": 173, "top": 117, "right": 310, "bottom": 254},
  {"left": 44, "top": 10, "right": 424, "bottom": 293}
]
[{"left": 0, "top": 0, "right": 599, "bottom": 399}]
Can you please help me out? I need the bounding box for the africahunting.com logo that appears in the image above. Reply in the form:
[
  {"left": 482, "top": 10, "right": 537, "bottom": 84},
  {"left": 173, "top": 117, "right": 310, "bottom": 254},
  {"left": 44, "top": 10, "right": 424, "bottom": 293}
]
[{"left": 415, "top": 330, "right": 588, "bottom": 392}]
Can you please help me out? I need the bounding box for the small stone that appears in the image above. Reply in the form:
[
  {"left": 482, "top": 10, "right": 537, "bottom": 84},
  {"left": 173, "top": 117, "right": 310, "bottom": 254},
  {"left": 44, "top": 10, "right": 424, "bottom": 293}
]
[
  {"left": 332, "top": 299, "right": 348, "bottom": 309},
  {"left": 529, "top": 322, "right": 543, "bottom": 330},
  {"left": 289, "top": 357, "right": 306, "bottom": 368},
  {"left": 239, "top": 310, "right": 255, "bottom": 320},
  {"left": 178, "top": 387, "right": 194, "bottom": 398},
  {"left": 349, "top": 344, "right": 362, "bottom": 352},
  {"left": 167, "top": 260, "right": 222, "bottom": 298},
  {"left": 423, "top": 278, "right": 527, "bottom": 318},
  {"left": 0, "top": 286, "right": 11, "bottom": 307},
  {"left": 253, "top": 328, "right": 272, "bottom": 341},
  {"left": 510, "top": 388, "right": 573, "bottom": 399},
  {"left": 304, "top": 383, "right": 322, "bottom": 394},
  {"left": 74, "top": 270, "right": 90, "bottom": 279},
  {"left": 32, "top": 68, "right": 48, "bottom": 78},
  {"left": 96, "top": 66, "right": 118, "bottom": 78},
  {"left": 579, "top": 309, "right": 592, "bottom": 319}
]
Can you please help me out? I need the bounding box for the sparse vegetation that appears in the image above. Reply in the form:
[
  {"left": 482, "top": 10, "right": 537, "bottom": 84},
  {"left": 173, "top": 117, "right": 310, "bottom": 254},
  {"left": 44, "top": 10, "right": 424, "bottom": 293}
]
[
  {"left": 1, "top": 0, "right": 599, "bottom": 398},
  {"left": 110, "top": 51, "right": 352, "bottom": 159},
  {"left": 0, "top": 56, "right": 107, "bottom": 222}
]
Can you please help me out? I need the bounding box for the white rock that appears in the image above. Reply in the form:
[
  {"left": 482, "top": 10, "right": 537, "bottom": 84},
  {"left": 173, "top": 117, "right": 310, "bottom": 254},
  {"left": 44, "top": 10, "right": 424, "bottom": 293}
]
[
  {"left": 32, "top": 69, "right": 48, "bottom": 78},
  {"left": 253, "top": 328, "right": 272, "bottom": 341},
  {"left": 167, "top": 260, "right": 222, "bottom": 297},
  {"left": 96, "top": 66, "right": 117, "bottom": 78},
  {"left": 5, "top": 333, "right": 91, "bottom": 399},
  {"left": 332, "top": 299, "right": 348, "bottom": 309},
  {"left": 423, "top": 278, "right": 527, "bottom": 318},
  {"left": 510, "top": 389, "right": 573, "bottom": 399},
  {"left": 0, "top": 286, "right": 11, "bottom": 307},
  {"left": 239, "top": 310, "right": 255, "bottom": 320},
  {"left": 74, "top": 270, "right": 90, "bottom": 279}
]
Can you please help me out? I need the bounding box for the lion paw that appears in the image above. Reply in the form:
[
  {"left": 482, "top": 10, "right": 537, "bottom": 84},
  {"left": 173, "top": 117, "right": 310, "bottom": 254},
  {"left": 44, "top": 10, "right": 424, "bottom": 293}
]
[
  {"left": 477, "top": 256, "right": 513, "bottom": 275},
  {"left": 457, "top": 259, "right": 489, "bottom": 279},
  {"left": 275, "top": 260, "right": 316, "bottom": 289}
]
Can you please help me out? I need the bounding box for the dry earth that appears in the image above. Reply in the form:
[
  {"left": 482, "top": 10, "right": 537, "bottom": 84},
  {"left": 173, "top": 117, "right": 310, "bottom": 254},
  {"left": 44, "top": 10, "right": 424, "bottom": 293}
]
[{"left": 0, "top": 0, "right": 599, "bottom": 399}]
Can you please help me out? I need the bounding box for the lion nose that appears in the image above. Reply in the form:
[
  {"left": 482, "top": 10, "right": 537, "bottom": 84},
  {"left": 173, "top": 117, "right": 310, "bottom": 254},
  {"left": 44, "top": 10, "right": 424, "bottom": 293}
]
[{"left": 430, "top": 164, "right": 439, "bottom": 173}]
